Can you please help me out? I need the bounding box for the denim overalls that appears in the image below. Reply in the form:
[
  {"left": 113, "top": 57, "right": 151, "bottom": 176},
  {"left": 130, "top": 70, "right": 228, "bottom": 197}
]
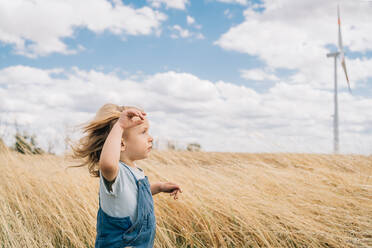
[{"left": 95, "top": 162, "right": 156, "bottom": 248}]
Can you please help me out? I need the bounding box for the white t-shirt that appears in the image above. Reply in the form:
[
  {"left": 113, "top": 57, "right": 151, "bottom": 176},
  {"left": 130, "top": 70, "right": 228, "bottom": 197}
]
[{"left": 99, "top": 161, "right": 145, "bottom": 224}]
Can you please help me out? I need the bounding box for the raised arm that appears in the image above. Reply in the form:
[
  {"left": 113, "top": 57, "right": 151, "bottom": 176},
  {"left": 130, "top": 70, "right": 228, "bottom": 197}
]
[
  {"left": 99, "top": 108, "right": 146, "bottom": 182},
  {"left": 99, "top": 121, "right": 123, "bottom": 182}
]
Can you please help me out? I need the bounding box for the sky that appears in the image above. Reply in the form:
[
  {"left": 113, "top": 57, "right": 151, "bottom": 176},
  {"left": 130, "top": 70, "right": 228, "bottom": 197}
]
[{"left": 0, "top": 0, "right": 371, "bottom": 155}]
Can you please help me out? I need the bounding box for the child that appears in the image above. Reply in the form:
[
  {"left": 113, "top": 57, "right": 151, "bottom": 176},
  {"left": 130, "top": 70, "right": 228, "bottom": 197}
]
[{"left": 70, "top": 103, "right": 182, "bottom": 248}]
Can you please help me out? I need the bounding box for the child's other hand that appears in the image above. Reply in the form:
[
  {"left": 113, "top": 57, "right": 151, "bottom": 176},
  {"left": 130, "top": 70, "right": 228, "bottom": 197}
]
[
  {"left": 160, "top": 182, "right": 182, "bottom": 200},
  {"left": 118, "top": 108, "right": 146, "bottom": 130}
]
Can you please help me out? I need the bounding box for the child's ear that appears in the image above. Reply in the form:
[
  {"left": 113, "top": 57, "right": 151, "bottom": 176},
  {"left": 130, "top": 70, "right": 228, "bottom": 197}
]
[{"left": 121, "top": 138, "right": 126, "bottom": 152}]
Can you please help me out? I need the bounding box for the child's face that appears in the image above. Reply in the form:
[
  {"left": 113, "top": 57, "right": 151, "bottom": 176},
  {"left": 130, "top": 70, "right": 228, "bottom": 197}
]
[{"left": 122, "top": 117, "right": 153, "bottom": 160}]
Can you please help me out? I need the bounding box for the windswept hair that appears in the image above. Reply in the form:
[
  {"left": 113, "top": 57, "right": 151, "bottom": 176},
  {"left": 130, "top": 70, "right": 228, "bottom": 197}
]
[{"left": 66, "top": 103, "right": 144, "bottom": 178}]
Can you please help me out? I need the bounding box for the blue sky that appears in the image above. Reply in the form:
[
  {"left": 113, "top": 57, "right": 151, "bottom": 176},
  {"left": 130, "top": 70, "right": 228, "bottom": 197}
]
[
  {"left": 1, "top": 0, "right": 265, "bottom": 87},
  {"left": 1, "top": 0, "right": 371, "bottom": 155}
]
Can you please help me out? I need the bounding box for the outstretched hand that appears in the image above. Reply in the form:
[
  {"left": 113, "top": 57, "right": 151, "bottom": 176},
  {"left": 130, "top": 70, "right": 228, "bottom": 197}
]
[{"left": 160, "top": 182, "right": 182, "bottom": 200}]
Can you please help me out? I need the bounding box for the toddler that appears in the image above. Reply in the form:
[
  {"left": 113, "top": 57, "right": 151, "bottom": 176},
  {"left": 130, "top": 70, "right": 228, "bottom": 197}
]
[{"left": 70, "top": 103, "right": 182, "bottom": 248}]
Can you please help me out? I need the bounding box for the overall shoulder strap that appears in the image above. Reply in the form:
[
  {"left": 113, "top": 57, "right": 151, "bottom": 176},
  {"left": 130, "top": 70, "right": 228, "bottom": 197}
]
[{"left": 119, "top": 161, "right": 138, "bottom": 183}]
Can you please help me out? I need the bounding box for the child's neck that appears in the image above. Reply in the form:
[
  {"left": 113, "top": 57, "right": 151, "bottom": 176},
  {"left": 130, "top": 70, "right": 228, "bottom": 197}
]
[{"left": 119, "top": 157, "right": 137, "bottom": 168}]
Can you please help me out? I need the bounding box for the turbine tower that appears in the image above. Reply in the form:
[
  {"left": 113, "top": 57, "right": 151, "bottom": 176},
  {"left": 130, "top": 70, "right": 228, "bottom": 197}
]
[{"left": 326, "top": 4, "right": 352, "bottom": 154}]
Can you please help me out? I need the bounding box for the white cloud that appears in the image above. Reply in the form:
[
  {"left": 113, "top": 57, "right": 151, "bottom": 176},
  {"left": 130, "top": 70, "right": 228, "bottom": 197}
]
[
  {"left": 240, "top": 68, "right": 279, "bottom": 81},
  {"left": 186, "top": 15, "right": 202, "bottom": 29},
  {"left": 216, "top": 0, "right": 248, "bottom": 5},
  {"left": 170, "top": 25, "right": 191, "bottom": 38},
  {"left": 169, "top": 25, "right": 204, "bottom": 40},
  {"left": 1, "top": 66, "right": 371, "bottom": 155},
  {"left": 214, "top": 0, "right": 372, "bottom": 90},
  {"left": 147, "top": 0, "right": 189, "bottom": 10},
  {"left": 0, "top": 0, "right": 167, "bottom": 57},
  {"left": 187, "top": 16, "right": 195, "bottom": 25}
]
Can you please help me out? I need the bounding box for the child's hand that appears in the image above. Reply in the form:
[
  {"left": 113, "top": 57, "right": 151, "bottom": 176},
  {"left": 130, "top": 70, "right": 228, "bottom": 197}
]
[
  {"left": 117, "top": 108, "right": 146, "bottom": 130},
  {"left": 160, "top": 182, "right": 183, "bottom": 200}
]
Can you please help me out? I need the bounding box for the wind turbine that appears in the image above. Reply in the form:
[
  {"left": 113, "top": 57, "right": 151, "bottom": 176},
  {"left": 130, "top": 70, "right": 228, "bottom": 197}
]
[{"left": 326, "top": 4, "right": 352, "bottom": 154}]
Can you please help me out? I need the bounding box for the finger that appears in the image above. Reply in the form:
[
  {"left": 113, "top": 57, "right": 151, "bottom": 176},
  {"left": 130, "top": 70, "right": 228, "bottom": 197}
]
[
  {"left": 129, "top": 109, "right": 138, "bottom": 115},
  {"left": 130, "top": 110, "right": 142, "bottom": 120},
  {"left": 136, "top": 119, "right": 144, "bottom": 124},
  {"left": 135, "top": 111, "right": 144, "bottom": 120},
  {"left": 138, "top": 111, "right": 146, "bottom": 120},
  {"left": 129, "top": 112, "right": 142, "bottom": 121},
  {"left": 133, "top": 114, "right": 144, "bottom": 122}
]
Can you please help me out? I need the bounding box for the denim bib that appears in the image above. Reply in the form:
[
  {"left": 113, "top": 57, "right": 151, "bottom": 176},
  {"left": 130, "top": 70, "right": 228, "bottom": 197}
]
[{"left": 95, "top": 161, "right": 156, "bottom": 248}]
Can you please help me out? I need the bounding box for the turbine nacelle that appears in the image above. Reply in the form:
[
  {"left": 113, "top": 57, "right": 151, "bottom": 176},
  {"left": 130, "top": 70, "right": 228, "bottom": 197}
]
[{"left": 326, "top": 52, "right": 339, "bottom": 58}]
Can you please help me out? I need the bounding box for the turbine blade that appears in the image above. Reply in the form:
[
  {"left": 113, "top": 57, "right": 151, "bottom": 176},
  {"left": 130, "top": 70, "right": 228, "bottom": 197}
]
[
  {"left": 338, "top": 4, "right": 352, "bottom": 94},
  {"left": 337, "top": 4, "right": 344, "bottom": 52},
  {"left": 340, "top": 55, "right": 352, "bottom": 94}
]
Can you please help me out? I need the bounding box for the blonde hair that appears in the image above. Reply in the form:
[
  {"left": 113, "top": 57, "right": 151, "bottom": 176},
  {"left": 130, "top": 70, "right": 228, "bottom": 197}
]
[{"left": 67, "top": 103, "right": 144, "bottom": 178}]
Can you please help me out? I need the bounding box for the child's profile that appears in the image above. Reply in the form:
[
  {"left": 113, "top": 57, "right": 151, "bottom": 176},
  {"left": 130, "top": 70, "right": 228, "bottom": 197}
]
[{"left": 69, "top": 103, "right": 182, "bottom": 248}]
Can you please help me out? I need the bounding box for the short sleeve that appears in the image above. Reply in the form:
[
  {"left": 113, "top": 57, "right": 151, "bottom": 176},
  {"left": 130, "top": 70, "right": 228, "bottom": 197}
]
[{"left": 101, "top": 169, "right": 122, "bottom": 196}]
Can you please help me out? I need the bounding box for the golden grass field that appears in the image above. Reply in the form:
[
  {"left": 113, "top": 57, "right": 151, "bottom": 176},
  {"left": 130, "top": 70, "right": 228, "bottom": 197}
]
[{"left": 0, "top": 145, "right": 371, "bottom": 248}]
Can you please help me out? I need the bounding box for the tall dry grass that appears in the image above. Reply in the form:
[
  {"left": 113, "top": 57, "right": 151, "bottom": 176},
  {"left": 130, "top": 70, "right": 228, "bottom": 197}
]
[{"left": 0, "top": 145, "right": 371, "bottom": 247}]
